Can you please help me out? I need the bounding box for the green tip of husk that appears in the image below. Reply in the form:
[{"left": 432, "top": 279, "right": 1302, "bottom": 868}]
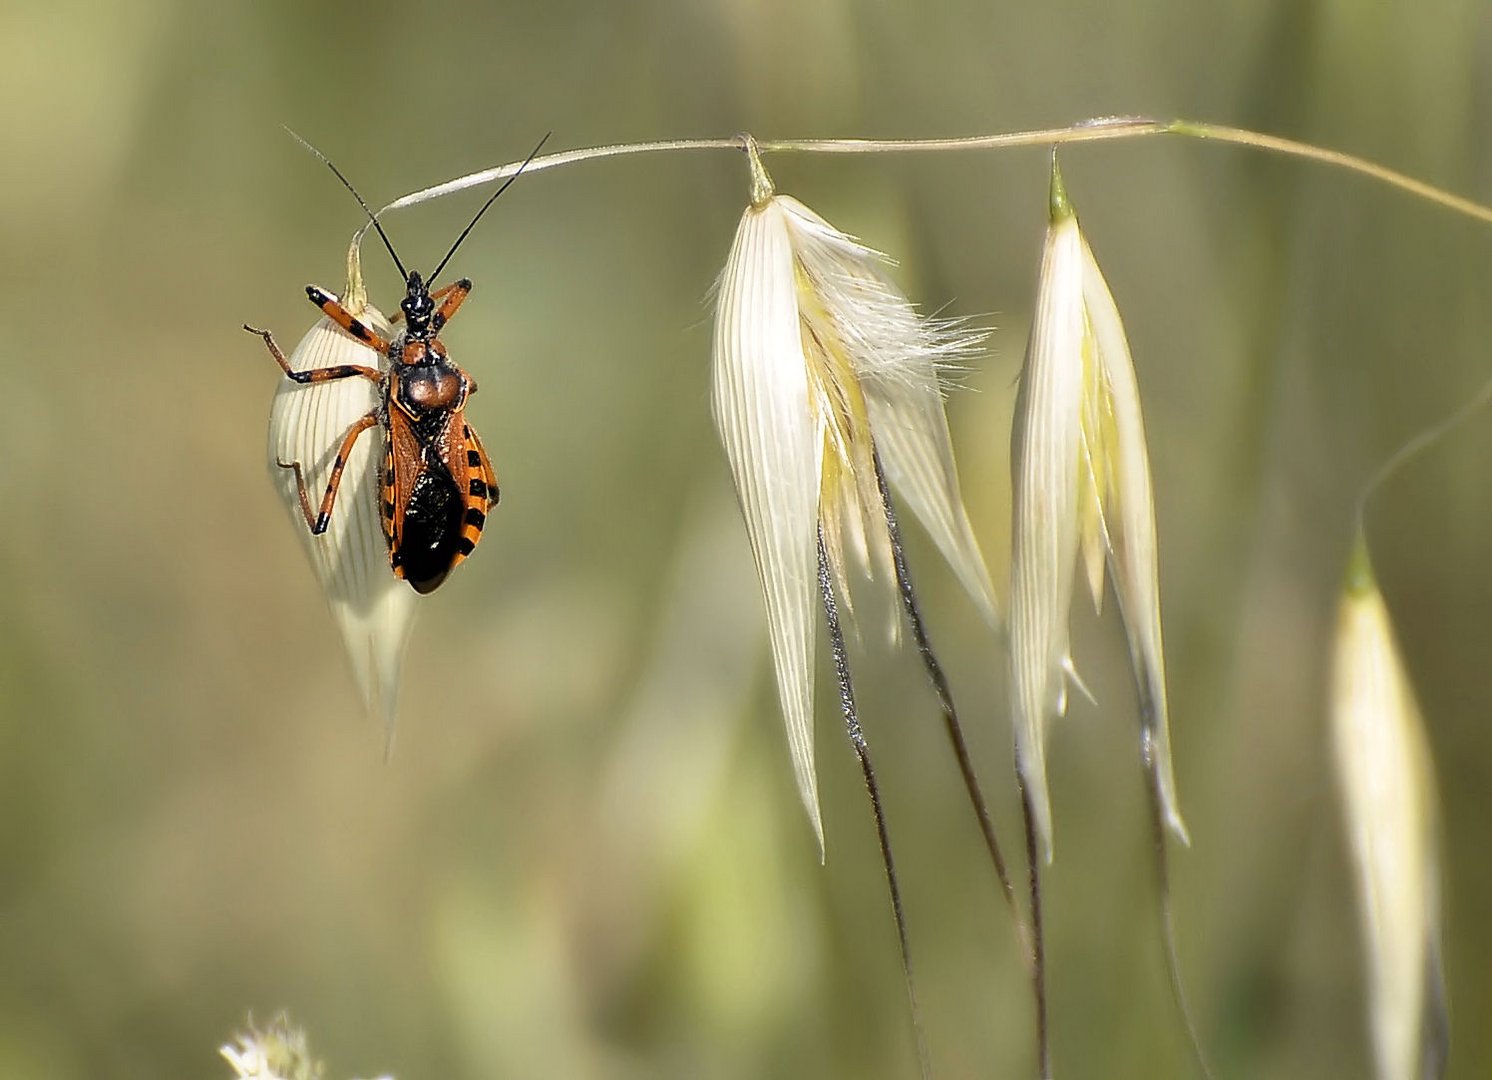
[
  {"left": 343, "top": 236, "right": 367, "bottom": 316},
  {"left": 1048, "top": 153, "right": 1073, "bottom": 223},
  {"left": 742, "top": 133, "right": 775, "bottom": 207},
  {"left": 1344, "top": 528, "right": 1377, "bottom": 598}
]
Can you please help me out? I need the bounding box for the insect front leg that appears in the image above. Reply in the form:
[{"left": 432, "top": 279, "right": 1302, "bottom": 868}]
[
  {"left": 304, "top": 285, "right": 393, "bottom": 354},
  {"left": 430, "top": 278, "right": 472, "bottom": 332},
  {"left": 278, "top": 412, "right": 380, "bottom": 534},
  {"left": 243, "top": 324, "right": 382, "bottom": 385}
]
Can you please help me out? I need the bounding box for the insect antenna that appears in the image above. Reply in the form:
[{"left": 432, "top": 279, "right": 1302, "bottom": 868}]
[
  {"left": 428, "top": 132, "right": 552, "bottom": 284},
  {"left": 284, "top": 126, "right": 410, "bottom": 283}
]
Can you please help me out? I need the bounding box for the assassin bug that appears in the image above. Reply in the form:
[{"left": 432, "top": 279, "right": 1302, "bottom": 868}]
[{"left": 245, "top": 137, "right": 547, "bottom": 594}]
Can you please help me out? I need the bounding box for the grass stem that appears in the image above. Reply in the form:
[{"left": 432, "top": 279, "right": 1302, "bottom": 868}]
[{"left": 372, "top": 117, "right": 1492, "bottom": 231}]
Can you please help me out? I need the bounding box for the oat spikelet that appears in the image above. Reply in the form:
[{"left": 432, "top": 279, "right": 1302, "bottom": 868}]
[
  {"left": 263, "top": 240, "right": 418, "bottom": 745},
  {"left": 1332, "top": 534, "right": 1447, "bottom": 1080},
  {"left": 1009, "top": 157, "right": 1186, "bottom": 861},
  {"left": 712, "top": 141, "right": 995, "bottom": 853}
]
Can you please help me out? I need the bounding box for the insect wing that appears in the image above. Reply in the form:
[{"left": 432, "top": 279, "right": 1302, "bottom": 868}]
[
  {"left": 385, "top": 406, "right": 497, "bottom": 592},
  {"left": 381, "top": 408, "right": 421, "bottom": 554},
  {"left": 387, "top": 406, "right": 486, "bottom": 593}
]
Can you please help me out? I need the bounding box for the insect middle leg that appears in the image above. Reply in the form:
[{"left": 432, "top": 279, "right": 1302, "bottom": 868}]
[
  {"left": 278, "top": 412, "right": 380, "bottom": 534},
  {"left": 243, "top": 324, "right": 382, "bottom": 385}
]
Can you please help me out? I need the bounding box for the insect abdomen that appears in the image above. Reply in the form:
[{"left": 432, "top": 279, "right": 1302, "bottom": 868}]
[{"left": 394, "top": 466, "right": 465, "bottom": 594}]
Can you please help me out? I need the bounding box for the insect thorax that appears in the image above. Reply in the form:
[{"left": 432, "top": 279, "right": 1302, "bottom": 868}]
[{"left": 399, "top": 366, "right": 465, "bottom": 413}]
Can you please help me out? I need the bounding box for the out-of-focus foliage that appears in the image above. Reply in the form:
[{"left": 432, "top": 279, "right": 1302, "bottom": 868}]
[{"left": 0, "top": 2, "right": 1488, "bottom": 1078}]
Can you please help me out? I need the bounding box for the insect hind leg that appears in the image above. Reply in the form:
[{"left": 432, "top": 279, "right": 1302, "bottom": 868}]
[{"left": 277, "top": 412, "right": 380, "bottom": 534}]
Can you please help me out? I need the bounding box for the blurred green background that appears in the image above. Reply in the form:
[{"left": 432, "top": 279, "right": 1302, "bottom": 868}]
[{"left": 2, "top": 1, "right": 1490, "bottom": 1077}]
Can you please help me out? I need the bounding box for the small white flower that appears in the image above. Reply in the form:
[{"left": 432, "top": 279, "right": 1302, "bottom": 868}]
[
  {"left": 220, "top": 1015, "right": 322, "bottom": 1080},
  {"left": 221, "top": 1014, "right": 393, "bottom": 1080},
  {"left": 711, "top": 140, "right": 997, "bottom": 853},
  {"left": 1331, "top": 536, "right": 1446, "bottom": 1080},
  {"left": 264, "top": 242, "right": 418, "bottom": 744},
  {"left": 1009, "top": 157, "right": 1186, "bottom": 862}
]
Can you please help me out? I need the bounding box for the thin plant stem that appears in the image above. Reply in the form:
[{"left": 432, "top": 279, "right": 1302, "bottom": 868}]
[
  {"left": 1354, "top": 369, "right": 1492, "bottom": 531},
  {"left": 1015, "top": 769, "right": 1050, "bottom": 1080},
  {"left": 368, "top": 116, "right": 1492, "bottom": 229},
  {"left": 869, "top": 448, "right": 1029, "bottom": 956},
  {"left": 379, "top": 137, "right": 744, "bottom": 211},
  {"left": 1139, "top": 726, "right": 1216, "bottom": 1080},
  {"left": 817, "top": 529, "right": 930, "bottom": 1080},
  {"left": 1163, "top": 120, "right": 1492, "bottom": 227}
]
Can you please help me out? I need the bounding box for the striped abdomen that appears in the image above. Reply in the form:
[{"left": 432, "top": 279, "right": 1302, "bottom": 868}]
[{"left": 380, "top": 412, "right": 499, "bottom": 593}]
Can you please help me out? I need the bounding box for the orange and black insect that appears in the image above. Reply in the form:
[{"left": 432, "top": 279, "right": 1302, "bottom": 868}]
[{"left": 245, "top": 138, "right": 545, "bottom": 593}]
